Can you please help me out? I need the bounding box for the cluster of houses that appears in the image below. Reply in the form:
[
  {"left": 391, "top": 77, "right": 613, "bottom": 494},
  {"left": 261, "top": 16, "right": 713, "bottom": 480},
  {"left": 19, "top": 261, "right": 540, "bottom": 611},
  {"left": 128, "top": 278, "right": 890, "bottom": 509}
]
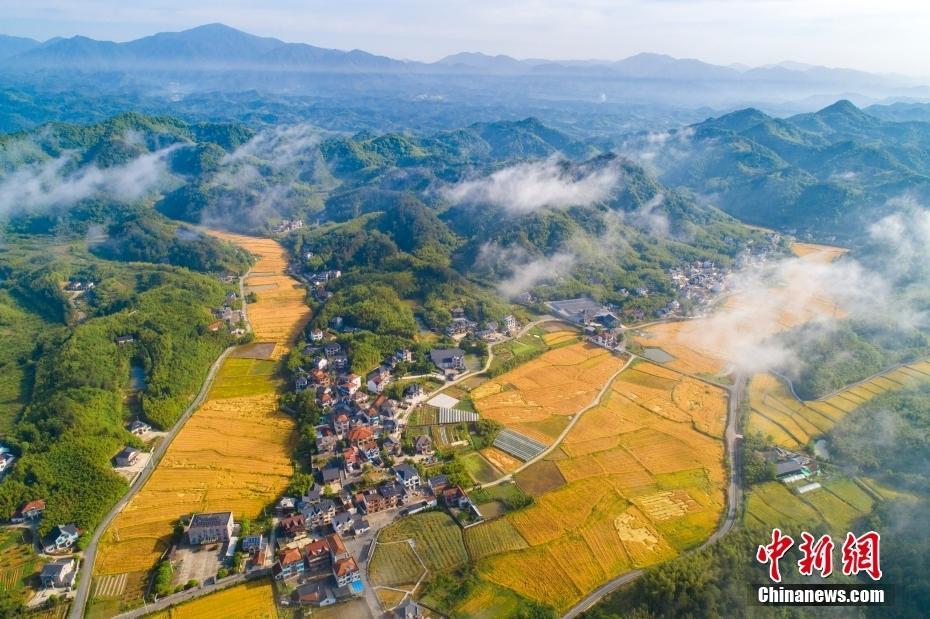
[
  {"left": 666, "top": 260, "right": 728, "bottom": 316},
  {"left": 271, "top": 492, "right": 367, "bottom": 607},
  {"left": 64, "top": 279, "right": 95, "bottom": 292},
  {"left": 208, "top": 291, "right": 246, "bottom": 335},
  {"left": 270, "top": 462, "right": 481, "bottom": 607},
  {"left": 445, "top": 308, "right": 519, "bottom": 342},
  {"left": 274, "top": 218, "right": 304, "bottom": 233},
  {"left": 5, "top": 499, "right": 81, "bottom": 593}
]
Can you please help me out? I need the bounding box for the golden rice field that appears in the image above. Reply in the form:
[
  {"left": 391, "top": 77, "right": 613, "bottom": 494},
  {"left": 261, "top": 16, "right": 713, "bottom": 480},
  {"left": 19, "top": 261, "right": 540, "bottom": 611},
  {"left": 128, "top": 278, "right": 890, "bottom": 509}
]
[
  {"left": 748, "top": 360, "right": 930, "bottom": 448},
  {"left": 475, "top": 361, "right": 727, "bottom": 611},
  {"left": 472, "top": 342, "right": 625, "bottom": 443},
  {"left": 790, "top": 242, "right": 848, "bottom": 263},
  {"left": 147, "top": 580, "right": 275, "bottom": 619},
  {"left": 97, "top": 392, "right": 296, "bottom": 574},
  {"left": 633, "top": 243, "right": 847, "bottom": 378},
  {"left": 96, "top": 234, "right": 306, "bottom": 579},
  {"left": 207, "top": 230, "right": 312, "bottom": 348}
]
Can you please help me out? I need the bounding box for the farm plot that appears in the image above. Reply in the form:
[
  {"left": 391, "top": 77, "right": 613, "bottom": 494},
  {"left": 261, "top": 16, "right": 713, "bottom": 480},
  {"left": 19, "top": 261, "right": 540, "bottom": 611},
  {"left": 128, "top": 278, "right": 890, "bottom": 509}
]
[
  {"left": 438, "top": 409, "right": 479, "bottom": 424},
  {"left": 465, "top": 519, "right": 529, "bottom": 561},
  {"left": 476, "top": 361, "right": 726, "bottom": 611},
  {"left": 474, "top": 342, "right": 624, "bottom": 436},
  {"left": 206, "top": 231, "right": 311, "bottom": 346},
  {"left": 208, "top": 358, "right": 278, "bottom": 399},
  {"left": 148, "top": 579, "right": 275, "bottom": 618},
  {"left": 377, "top": 512, "right": 469, "bottom": 572},
  {"left": 96, "top": 392, "right": 295, "bottom": 574},
  {"left": 369, "top": 540, "right": 425, "bottom": 587},
  {"left": 460, "top": 451, "right": 502, "bottom": 484},
  {"left": 0, "top": 529, "right": 38, "bottom": 602},
  {"left": 480, "top": 447, "right": 523, "bottom": 474}
]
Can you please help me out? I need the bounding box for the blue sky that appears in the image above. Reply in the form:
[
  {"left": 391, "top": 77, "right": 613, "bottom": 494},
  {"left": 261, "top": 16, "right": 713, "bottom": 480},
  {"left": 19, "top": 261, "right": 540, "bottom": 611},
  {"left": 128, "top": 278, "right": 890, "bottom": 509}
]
[{"left": 1, "top": 0, "right": 927, "bottom": 75}]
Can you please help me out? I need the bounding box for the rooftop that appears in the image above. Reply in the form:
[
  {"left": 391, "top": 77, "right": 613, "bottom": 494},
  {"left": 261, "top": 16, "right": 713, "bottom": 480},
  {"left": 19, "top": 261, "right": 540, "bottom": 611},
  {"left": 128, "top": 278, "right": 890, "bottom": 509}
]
[{"left": 189, "top": 512, "right": 232, "bottom": 528}]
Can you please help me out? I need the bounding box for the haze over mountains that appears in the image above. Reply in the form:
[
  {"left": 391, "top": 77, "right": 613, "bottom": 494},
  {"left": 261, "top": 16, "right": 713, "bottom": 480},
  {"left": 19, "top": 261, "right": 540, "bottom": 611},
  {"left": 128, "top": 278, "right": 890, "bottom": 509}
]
[{"left": 1, "top": 23, "right": 929, "bottom": 119}]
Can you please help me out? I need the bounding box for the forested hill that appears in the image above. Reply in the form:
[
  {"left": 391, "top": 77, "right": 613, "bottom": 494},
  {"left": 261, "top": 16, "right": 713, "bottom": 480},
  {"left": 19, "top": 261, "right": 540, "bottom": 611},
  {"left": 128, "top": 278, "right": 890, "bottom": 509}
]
[{"left": 628, "top": 100, "right": 930, "bottom": 242}]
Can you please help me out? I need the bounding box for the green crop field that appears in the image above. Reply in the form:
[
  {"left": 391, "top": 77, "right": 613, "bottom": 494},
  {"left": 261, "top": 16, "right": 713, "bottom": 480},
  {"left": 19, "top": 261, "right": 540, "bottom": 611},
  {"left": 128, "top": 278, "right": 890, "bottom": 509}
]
[
  {"left": 465, "top": 518, "right": 529, "bottom": 561},
  {"left": 378, "top": 512, "right": 468, "bottom": 572},
  {"left": 369, "top": 540, "right": 425, "bottom": 587},
  {"left": 461, "top": 451, "right": 502, "bottom": 484},
  {"left": 208, "top": 358, "right": 279, "bottom": 398}
]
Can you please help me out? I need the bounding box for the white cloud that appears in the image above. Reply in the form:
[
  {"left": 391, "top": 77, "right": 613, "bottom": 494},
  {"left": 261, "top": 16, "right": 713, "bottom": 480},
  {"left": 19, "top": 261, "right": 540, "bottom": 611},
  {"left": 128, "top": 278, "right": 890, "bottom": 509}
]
[
  {"left": 476, "top": 242, "right": 576, "bottom": 298},
  {"left": 443, "top": 156, "right": 621, "bottom": 214},
  {"left": 0, "top": 146, "right": 178, "bottom": 216}
]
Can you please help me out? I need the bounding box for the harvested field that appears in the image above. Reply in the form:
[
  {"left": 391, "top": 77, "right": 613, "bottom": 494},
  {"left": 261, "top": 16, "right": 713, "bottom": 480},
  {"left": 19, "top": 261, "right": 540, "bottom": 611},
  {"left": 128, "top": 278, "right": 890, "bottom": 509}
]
[
  {"left": 228, "top": 342, "right": 277, "bottom": 360},
  {"left": 514, "top": 460, "right": 566, "bottom": 497},
  {"left": 148, "top": 579, "right": 274, "bottom": 618},
  {"left": 480, "top": 447, "right": 523, "bottom": 474}
]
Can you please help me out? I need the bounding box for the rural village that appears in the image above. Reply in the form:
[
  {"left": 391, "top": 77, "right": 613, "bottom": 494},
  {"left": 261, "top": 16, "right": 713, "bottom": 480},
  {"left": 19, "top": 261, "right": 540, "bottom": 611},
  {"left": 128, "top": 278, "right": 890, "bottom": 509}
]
[{"left": 0, "top": 227, "right": 907, "bottom": 619}]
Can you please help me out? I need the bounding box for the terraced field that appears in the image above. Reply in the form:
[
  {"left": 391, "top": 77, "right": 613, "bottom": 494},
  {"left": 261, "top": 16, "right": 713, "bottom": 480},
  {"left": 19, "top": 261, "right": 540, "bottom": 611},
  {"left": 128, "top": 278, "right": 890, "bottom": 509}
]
[{"left": 748, "top": 360, "right": 930, "bottom": 448}]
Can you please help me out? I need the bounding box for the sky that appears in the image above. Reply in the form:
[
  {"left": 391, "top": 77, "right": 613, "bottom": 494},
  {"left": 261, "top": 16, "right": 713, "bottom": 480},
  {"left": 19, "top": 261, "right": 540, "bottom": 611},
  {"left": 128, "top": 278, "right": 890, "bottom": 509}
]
[{"left": 1, "top": 0, "right": 929, "bottom": 75}]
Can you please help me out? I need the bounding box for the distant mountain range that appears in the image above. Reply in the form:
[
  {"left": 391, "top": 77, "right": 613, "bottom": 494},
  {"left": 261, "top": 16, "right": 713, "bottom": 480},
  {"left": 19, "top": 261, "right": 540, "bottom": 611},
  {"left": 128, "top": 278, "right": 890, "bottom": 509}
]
[
  {"left": 0, "top": 23, "right": 920, "bottom": 88},
  {"left": 0, "top": 24, "right": 926, "bottom": 101}
]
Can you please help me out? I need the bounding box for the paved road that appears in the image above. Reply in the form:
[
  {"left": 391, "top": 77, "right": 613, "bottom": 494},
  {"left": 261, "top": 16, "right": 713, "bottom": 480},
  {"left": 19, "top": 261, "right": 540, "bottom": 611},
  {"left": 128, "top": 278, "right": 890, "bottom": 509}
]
[
  {"left": 561, "top": 372, "right": 746, "bottom": 618},
  {"left": 68, "top": 345, "right": 237, "bottom": 619}
]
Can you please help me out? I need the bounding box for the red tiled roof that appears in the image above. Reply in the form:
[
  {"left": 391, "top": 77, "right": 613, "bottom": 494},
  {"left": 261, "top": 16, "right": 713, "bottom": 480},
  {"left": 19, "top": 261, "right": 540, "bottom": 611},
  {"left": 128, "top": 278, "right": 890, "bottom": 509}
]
[
  {"left": 279, "top": 547, "right": 302, "bottom": 565},
  {"left": 22, "top": 499, "right": 46, "bottom": 512},
  {"left": 333, "top": 556, "right": 358, "bottom": 576},
  {"left": 347, "top": 426, "right": 374, "bottom": 442},
  {"left": 326, "top": 533, "right": 347, "bottom": 557}
]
